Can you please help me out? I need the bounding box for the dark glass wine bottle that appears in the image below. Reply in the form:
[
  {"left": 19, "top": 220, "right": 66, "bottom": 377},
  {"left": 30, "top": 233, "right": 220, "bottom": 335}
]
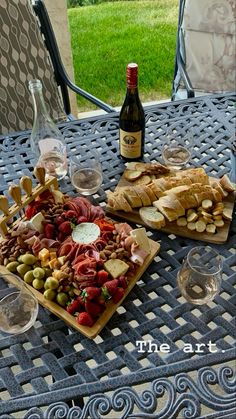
[{"left": 119, "top": 63, "right": 145, "bottom": 161}]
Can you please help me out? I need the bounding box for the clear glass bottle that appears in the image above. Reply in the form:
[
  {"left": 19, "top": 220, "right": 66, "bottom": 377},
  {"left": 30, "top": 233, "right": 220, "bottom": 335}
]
[
  {"left": 29, "top": 79, "right": 67, "bottom": 180},
  {"left": 119, "top": 63, "right": 145, "bottom": 161}
]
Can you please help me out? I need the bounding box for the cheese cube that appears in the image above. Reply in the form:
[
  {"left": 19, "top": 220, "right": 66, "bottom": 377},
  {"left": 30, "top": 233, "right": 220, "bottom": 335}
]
[
  {"left": 38, "top": 248, "right": 50, "bottom": 262},
  {"left": 28, "top": 212, "right": 45, "bottom": 232},
  {"left": 104, "top": 259, "right": 129, "bottom": 279},
  {"left": 48, "top": 258, "right": 60, "bottom": 269},
  {"left": 49, "top": 251, "right": 57, "bottom": 260}
]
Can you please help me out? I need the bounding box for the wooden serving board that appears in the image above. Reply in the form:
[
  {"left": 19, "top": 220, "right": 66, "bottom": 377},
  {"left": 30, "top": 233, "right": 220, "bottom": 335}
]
[
  {"left": 106, "top": 174, "right": 235, "bottom": 244},
  {"left": 0, "top": 239, "right": 160, "bottom": 339}
]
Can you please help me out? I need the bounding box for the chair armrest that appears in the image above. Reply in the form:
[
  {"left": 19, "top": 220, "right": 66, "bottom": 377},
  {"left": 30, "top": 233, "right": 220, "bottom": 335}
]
[{"left": 176, "top": 50, "right": 195, "bottom": 98}]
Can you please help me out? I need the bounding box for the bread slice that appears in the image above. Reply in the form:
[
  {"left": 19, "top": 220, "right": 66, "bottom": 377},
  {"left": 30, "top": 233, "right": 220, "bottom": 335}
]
[
  {"left": 115, "top": 193, "right": 133, "bottom": 212},
  {"left": 181, "top": 168, "right": 209, "bottom": 185},
  {"left": 165, "top": 185, "right": 198, "bottom": 209},
  {"left": 143, "top": 185, "right": 157, "bottom": 202},
  {"left": 122, "top": 187, "right": 142, "bottom": 208},
  {"left": 220, "top": 174, "right": 235, "bottom": 193},
  {"left": 153, "top": 195, "right": 185, "bottom": 221},
  {"left": 133, "top": 186, "right": 151, "bottom": 206},
  {"left": 124, "top": 170, "right": 143, "bottom": 181},
  {"left": 149, "top": 182, "right": 164, "bottom": 198},
  {"left": 139, "top": 206, "right": 166, "bottom": 229},
  {"left": 133, "top": 175, "right": 152, "bottom": 186}
]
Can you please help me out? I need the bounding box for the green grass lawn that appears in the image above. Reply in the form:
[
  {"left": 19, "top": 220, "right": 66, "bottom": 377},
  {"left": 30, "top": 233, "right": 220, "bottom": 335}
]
[{"left": 68, "top": 0, "right": 179, "bottom": 111}]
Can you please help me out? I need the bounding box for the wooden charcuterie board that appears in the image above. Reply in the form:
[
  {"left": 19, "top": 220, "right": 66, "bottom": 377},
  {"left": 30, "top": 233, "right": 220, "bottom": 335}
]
[
  {"left": 106, "top": 173, "right": 235, "bottom": 244},
  {"left": 0, "top": 239, "right": 160, "bottom": 339}
]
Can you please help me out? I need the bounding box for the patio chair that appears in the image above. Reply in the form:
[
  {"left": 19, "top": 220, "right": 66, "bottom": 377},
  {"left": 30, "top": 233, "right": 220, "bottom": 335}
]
[
  {"left": 0, "top": 0, "right": 115, "bottom": 135},
  {"left": 172, "top": 0, "right": 236, "bottom": 100}
]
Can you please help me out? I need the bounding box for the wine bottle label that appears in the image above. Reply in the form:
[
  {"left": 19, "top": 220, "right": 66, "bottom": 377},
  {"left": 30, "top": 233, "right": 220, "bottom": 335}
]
[{"left": 120, "top": 129, "right": 142, "bottom": 158}]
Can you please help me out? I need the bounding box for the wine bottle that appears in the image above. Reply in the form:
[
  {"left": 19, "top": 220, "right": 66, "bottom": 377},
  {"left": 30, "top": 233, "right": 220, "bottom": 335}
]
[
  {"left": 29, "top": 79, "right": 67, "bottom": 180},
  {"left": 119, "top": 63, "right": 145, "bottom": 160}
]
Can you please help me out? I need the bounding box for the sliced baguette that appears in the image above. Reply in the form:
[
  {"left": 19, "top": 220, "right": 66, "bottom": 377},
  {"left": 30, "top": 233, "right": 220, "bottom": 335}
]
[
  {"left": 133, "top": 186, "right": 151, "bottom": 206},
  {"left": 122, "top": 188, "right": 143, "bottom": 208},
  {"left": 220, "top": 174, "right": 235, "bottom": 193},
  {"left": 153, "top": 195, "right": 185, "bottom": 221},
  {"left": 124, "top": 170, "right": 143, "bottom": 181},
  {"left": 139, "top": 206, "right": 166, "bottom": 229}
]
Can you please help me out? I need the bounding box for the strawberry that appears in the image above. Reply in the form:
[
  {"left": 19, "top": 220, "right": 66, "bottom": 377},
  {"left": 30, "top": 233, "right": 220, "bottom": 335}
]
[
  {"left": 118, "top": 275, "right": 128, "bottom": 289},
  {"left": 77, "top": 216, "right": 87, "bottom": 224},
  {"left": 65, "top": 210, "right": 77, "bottom": 220},
  {"left": 44, "top": 223, "right": 55, "bottom": 239},
  {"left": 82, "top": 287, "right": 101, "bottom": 301},
  {"left": 97, "top": 270, "right": 109, "bottom": 286},
  {"left": 66, "top": 299, "right": 81, "bottom": 315},
  {"left": 112, "top": 287, "right": 125, "bottom": 304},
  {"left": 59, "top": 221, "right": 72, "bottom": 235},
  {"left": 77, "top": 312, "right": 94, "bottom": 327},
  {"left": 55, "top": 215, "right": 64, "bottom": 225},
  {"left": 102, "top": 279, "right": 119, "bottom": 298},
  {"left": 85, "top": 300, "right": 102, "bottom": 318},
  {"left": 97, "top": 294, "right": 107, "bottom": 306}
]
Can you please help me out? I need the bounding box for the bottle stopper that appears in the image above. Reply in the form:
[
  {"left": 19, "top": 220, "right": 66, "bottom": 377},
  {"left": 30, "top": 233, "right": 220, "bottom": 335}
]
[
  {"left": 34, "top": 166, "right": 46, "bottom": 185},
  {"left": 8, "top": 185, "right": 22, "bottom": 206},
  {"left": 20, "top": 176, "right": 33, "bottom": 196},
  {"left": 0, "top": 195, "right": 10, "bottom": 216}
]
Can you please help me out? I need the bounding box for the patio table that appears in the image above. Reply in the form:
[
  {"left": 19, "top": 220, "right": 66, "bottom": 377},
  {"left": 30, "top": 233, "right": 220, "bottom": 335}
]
[{"left": 0, "top": 92, "right": 235, "bottom": 418}]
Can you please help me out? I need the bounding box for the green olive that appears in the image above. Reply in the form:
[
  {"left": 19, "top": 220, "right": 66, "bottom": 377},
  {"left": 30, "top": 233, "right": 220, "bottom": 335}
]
[
  {"left": 44, "top": 277, "right": 59, "bottom": 290},
  {"left": 16, "top": 264, "right": 31, "bottom": 277},
  {"left": 17, "top": 255, "right": 24, "bottom": 263},
  {"left": 33, "top": 267, "right": 45, "bottom": 279},
  {"left": 21, "top": 254, "right": 37, "bottom": 265},
  {"left": 56, "top": 292, "right": 69, "bottom": 307},
  {"left": 43, "top": 289, "right": 57, "bottom": 301},
  {"left": 32, "top": 278, "right": 45, "bottom": 290},
  {"left": 24, "top": 270, "right": 35, "bottom": 284},
  {"left": 6, "top": 261, "right": 19, "bottom": 272}
]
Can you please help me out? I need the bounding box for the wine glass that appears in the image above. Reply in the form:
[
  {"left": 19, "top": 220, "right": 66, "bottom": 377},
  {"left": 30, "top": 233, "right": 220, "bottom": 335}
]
[
  {"left": 69, "top": 155, "right": 103, "bottom": 196},
  {"left": 162, "top": 125, "right": 193, "bottom": 170},
  {"left": 177, "top": 246, "right": 223, "bottom": 305},
  {"left": 0, "top": 273, "right": 38, "bottom": 334}
]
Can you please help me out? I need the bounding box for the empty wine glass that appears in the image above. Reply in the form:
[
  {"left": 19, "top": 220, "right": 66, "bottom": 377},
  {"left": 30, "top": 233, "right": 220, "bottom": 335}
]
[
  {"left": 0, "top": 273, "right": 38, "bottom": 334},
  {"left": 162, "top": 125, "right": 193, "bottom": 170},
  {"left": 69, "top": 154, "right": 103, "bottom": 196},
  {"left": 177, "top": 246, "right": 223, "bottom": 305}
]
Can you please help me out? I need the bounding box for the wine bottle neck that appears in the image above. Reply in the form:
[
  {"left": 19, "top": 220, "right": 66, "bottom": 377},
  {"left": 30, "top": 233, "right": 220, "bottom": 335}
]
[{"left": 29, "top": 80, "right": 50, "bottom": 120}]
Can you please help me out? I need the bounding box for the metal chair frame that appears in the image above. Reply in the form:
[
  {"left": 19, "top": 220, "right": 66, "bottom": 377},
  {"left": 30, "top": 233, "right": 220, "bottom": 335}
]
[{"left": 32, "top": 0, "right": 115, "bottom": 116}]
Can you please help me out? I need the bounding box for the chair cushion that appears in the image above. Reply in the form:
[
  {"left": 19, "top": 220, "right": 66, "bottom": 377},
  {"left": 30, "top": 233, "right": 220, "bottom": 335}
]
[
  {"left": 180, "top": 0, "right": 236, "bottom": 93},
  {"left": 0, "top": 0, "right": 66, "bottom": 135}
]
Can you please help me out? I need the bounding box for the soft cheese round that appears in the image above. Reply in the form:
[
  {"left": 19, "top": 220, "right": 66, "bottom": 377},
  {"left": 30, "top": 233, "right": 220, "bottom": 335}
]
[{"left": 72, "top": 222, "right": 100, "bottom": 244}]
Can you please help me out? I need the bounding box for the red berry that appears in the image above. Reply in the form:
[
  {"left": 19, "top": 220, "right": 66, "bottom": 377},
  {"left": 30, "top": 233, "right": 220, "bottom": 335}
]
[
  {"left": 55, "top": 216, "right": 64, "bottom": 225},
  {"left": 44, "top": 223, "right": 55, "bottom": 239},
  {"left": 85, "top": 300, "right": 103, "bottom": 318},
  {"left": 118, "top": 275, "right": 128, "bottom": 289},
  {"left": 97, "top": 270, "right": 109, "bottom": 286},
  {"left": 82, "top": 287, "right": 101, "bottom": 301},
  {"left": 102, "top": 279, "right": 119, "bottom": 298},
  {"left": 77, "top": 216, "right": 87, "bottom": 224},
  {"left": 65, "top": 210, "right": 77, "bottom": 220},
  {"left": 112, "top": 287, "right": 125, "bottom": 304},
  {"left": 77, "top": 312, "right": 94, "bottom": 327},
  {"left": 57, "top": 231, "right": 66, "bottom": 242},
  {"left": 66, "top": 299, "right": 81, "bottom": 315},
  {"left": 59, "top": 221, "right": 72, "bottom": 235}
]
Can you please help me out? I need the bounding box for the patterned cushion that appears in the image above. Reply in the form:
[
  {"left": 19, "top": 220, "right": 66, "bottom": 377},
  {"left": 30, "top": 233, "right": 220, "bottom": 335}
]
[
  {"left": 0, "top": 0, "right": 66, "bottom": 135},
  {"left": 181, "top": 0, "right": 236, "bottom": 93}
]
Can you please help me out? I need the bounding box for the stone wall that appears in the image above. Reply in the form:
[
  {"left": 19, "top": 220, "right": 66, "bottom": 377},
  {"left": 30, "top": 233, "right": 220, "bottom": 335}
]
[{"left": 44, "top": 0, "right": 78, "bottom": 116}]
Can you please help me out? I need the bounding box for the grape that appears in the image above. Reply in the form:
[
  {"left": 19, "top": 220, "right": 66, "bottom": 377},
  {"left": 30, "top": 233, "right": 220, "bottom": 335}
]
[
  {"left": 32, "top": 278, "right": 45, "bottom": 290},
  {"left": 56, "top": 292, "right": 69, "bottom": 307},
  {"left": 43, "top": 289, "right": 56, "bottom": 301},
  {"left": 21, "top": 254, "right": 37, "bottom": 265},
  {"left": 44, "top": 277, "right": 59, "bottom": 290},
  {"left": 33, "top": 267, "right": 45, "bottom": 279}
]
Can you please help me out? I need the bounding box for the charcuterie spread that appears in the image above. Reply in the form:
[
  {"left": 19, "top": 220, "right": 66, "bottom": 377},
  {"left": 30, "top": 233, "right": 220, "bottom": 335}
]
[
  {"left": 106, "top": 162, "right": 235, "bottom": 243},
  {"left": 0, "top": 171, "right": 159, "bottom": 338}
]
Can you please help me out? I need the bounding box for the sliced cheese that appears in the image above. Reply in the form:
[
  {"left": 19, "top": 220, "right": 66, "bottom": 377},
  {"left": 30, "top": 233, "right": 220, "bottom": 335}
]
[
  {"left": 130, "top": 227, "right": 151, "bottom": 253},
  {"left": 104, "top": 259, "right": 129, "bottom": 279},
  {"left": 72, "top": 222, "right": 100, "bottom": 244},
  {"left": 27, "top": 211, "right": 45, "bottom": 232}
]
